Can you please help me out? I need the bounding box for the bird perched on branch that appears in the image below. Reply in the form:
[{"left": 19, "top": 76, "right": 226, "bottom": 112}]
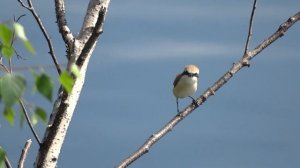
[{"left": 173, "top": 64, "right": 199, "bottom": 113}]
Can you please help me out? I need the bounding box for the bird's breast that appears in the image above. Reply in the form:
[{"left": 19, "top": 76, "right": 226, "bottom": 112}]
[{"left": 173, "top": 76, "right": 198, "bottom": 98}]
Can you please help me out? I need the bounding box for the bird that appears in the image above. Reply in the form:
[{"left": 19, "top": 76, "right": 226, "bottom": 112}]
[{"left": 173, "top": 64, "right": 199, "bottom": 113}]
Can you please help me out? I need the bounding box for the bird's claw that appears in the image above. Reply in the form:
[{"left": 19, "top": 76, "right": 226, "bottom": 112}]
[{"left": 189, "top": 96, "right": 198, "bottom": 106}]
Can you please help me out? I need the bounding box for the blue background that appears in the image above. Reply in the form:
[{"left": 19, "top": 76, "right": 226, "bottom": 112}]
[{"left": 1, "top": 0, "right": 300, "bottom": 167}]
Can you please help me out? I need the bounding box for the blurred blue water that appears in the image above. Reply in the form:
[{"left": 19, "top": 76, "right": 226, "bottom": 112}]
[{"left": 1, "top": 0, "right": 300, "bottom": 167}]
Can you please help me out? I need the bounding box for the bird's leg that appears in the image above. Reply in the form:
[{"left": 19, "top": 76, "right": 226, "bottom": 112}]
[
  {"left": 176, "top": 98, "right": 179, "bottom": 113},
  {"left": 188, "top": 96, "right": 198, "bottom": 106}
]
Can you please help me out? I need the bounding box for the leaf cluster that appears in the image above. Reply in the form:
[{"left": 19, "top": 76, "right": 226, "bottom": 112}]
[
  {"left": 0, "top": 19, "right": 80, "bottom": 165},
  {"left": 0, "top": 22, "right": 47, "bottom": 126},
  {"left": 0, "top": 22, "right": 79, "bottom": 127},
  {"left": 0, "top": 22, "right": 35, "bottom": 59}
]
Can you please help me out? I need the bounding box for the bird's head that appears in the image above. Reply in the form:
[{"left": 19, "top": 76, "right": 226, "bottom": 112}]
[{"left": 183, "top": 64, "right": 199, "bottom": 78}]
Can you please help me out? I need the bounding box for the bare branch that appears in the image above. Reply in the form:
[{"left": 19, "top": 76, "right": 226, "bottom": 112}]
[
  {"left": 16, "top": 0, "right": 30, "bottom": 9},
  {"left": 0, "top": 63, "right": 10, "bottom": 73},
  {"left": 34, "top": 1, "right": 111, "bottom": 167},
  {"left": 18, "top": 139, "right": 32, "bottom": 168},
  {"left": 15, "top": 14, "right": 26, "bottom": 22},
  {"left": 12, "top": 15, "right": 27, "bottom": 60},
  {"left": 243, "top": 0, "right": 257, "bottom": 56},
  {"left": 8, "top": 59, "right": 12, "bottom": 73},
  {"left": 54, "top": 0, "right": 74, "bottom": 53},
  {"left": 0, "top": 145, "right": 13, "bottom": 168},
  {"left": 248, "top": 12, "right": 300, "bottom": 58},
  {"left": 77, "top": 0, "right": 109, "bottom": 42},
  {"left": 13, "top": 48, "right": 25, "bottom": 60},
  {"left": 17, "top": 0, "right": 62, "bottom": 74},
  {"left": 19, "top": 99, "right": 41, "bottom": 145},
  {"left": 116, "top": 11, "right": 300, "bottom": 168},
  {"left": 76, "top": 6, "right": 106, "bottom": 68},
  {"left": 4, "top": 155, "right": 13, "bottom": 168},
  {"left": 71, "top": 0, "right": 110, "bottom": 67}
]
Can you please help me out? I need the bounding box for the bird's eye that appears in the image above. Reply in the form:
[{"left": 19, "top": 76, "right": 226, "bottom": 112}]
[{"left": 182, "top": 70, "right": 189, "bottom": 75}]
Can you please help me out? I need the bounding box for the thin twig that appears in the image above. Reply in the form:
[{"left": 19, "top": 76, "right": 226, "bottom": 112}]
[
  {"left": 4, "top": 156, "right": 13, "bottom": 168},
  {"left": 0, "top": 73, "right": 41, "bottom": 147},
  {"left": 116, "top": 11, "right": 300, "bottom": 168},
  {"left": 0, "top": 63, "right": 10, "bottom": 72},
  {"left": 244, "top": 0, "right": 257, "bottom": 56},
  {"left": 17, "top": 0, "right": 62, "bottom": 74},
  {"left": 14, "top": 48, "right": 25, "bottom": 60},
  {"left": 8, "top": 59, "right": 12, "bottom": 73},
  {"left": 0, "top": 61, "right": 41, "bottom": 145},
  {"left": 15, "top": 14, "right": 26, "bottom": 22},
  {"left": 8, "top": 16, "right": 18, "bottom": 73},
  {"left": 5, "top": 155, "right": 12, "bottom": 168},
  {"left": 19, "top": 99, "right": 41, "bottom": 145},
  {"left": 6, "top": 14, "right": 26, "bottom": 73},
  {"left": 18, "top": 139, "right": 32, "bottom": 168},
  {"left": 0, "top": 145, "right": 13, "bottom": 168},
  {"left": 12, "top": 15, "right": 27, "bottom": 60}
]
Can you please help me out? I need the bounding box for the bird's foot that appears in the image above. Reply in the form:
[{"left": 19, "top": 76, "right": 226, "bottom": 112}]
[{"left": 189, "top": 96, "right": 198, "bottom": 106}]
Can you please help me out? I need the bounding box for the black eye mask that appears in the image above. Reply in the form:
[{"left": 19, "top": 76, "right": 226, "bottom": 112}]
[{"left": 182, "top": 71, "right": 199, "bottom": 78}]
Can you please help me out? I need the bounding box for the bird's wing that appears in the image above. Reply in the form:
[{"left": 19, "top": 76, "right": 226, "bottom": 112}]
[{"left": 173, "top": 73, "right": 182, "bottom": 87}]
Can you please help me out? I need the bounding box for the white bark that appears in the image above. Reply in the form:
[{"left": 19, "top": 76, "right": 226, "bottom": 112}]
[
  {"left": 34, "top": 0, "right": 110, "bottom": 167},
  {"left": 34, "top": 54, "right": 90, "bottom": 168}
]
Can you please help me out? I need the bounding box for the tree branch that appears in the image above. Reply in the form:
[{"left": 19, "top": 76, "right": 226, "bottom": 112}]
[
  {"left": 4, "top": 155, "right": 13, "bottom": 168},
  {"left": 0, "top": 146, "right": 12, "bottom": 168},
  {"left": 243, "top": 0, "right": 257, "bottom": 56},
  {"left": 76, "top": 6, "right": 106, "bottom": 68},
  {"left": 34, "top": 1, "right": 111, "bottom": 167},
  {"left": 18, "top": 139, "right": 32, "bottom": 168},
  {"left": 77, "top": 0, "right": 110, "bottom": 43},
  {"left": 116, "top": 10, "right": 300, "bottom": 168},
  {"left": 17, "top": 0, "right": 62, "bottom": 74},
  {"left": 15, "top": 14, "right": 26, "bottom": 22},
  {"left": 54, "top": 0, "right": 74, "bottom": 56},
  {"left": 0, "top": 63, "right": 10, "bottom": 73},
  {"left": 19, "top": 99, "right": 41, "bottom": 145},
  {"left": 12, "top": 15, "right": 27, "bottom": 60},
  {"left": 0, "top": 61, "right": 41, "bottom": 145}
]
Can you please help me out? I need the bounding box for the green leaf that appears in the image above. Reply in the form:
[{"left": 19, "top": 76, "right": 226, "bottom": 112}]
[
  {"left": 0, "top": 147, "right": 5, "bottom": 168},
  {"left": 59, "top": 71, "right": 74, "bottom": 93},
  {"left": 23, "top": 39, "right": 35, "bottom": 54},
  {"left": 35, "top": 73, "right": 53, "bottom": 102},
  {"left": 3, "top": 106, "right": 15, "bottom": 125},
  {"left": 13, "top": 23, "right": 35, "bottom": 54},
  {"left": 31, "top": 112, "right": 38, "bottom": 126},
  {"left": 0, "top": 74, "right": 26, "bottom": 107},
  {"left": 1, "top": 45, "right": 14, "bottom": 59},
  {"left": 0, "top": 23, "right": 13, "bottom": 46},
  {"left": 34, "top": 106, "right": 47, "bottom": 124},
  {"left": 13, "top": 23, "right": 27, "bottom": 41},
  {"left": 70, "top": 63, "right": 80, "bottom": 77},
  {"left": 0, "top": 24, "right": 14, "bottom": 59}
]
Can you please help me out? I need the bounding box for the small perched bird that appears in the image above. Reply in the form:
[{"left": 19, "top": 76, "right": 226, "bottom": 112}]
[{"left": 173, "top": 64, "right": 199, "bottom": 113}]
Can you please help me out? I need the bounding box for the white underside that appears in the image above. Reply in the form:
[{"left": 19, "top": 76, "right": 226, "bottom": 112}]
[{"left": 173, "top": 76, "right": 198, "bottom": 99}]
